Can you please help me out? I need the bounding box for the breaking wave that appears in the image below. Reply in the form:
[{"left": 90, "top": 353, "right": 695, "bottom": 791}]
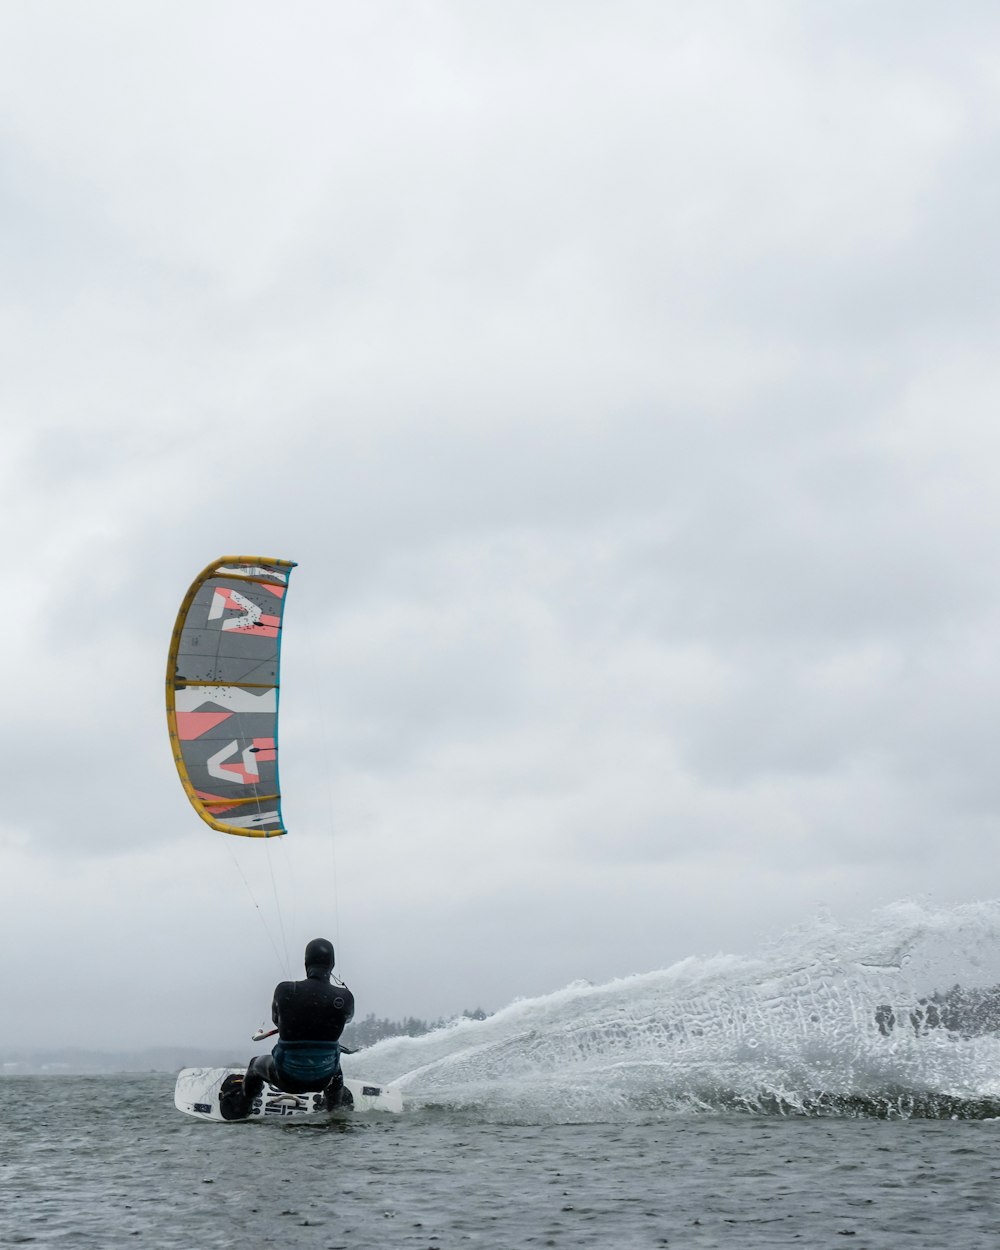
[{"left": 343, "top": 901, "right": 1000, "bottom": 1119}]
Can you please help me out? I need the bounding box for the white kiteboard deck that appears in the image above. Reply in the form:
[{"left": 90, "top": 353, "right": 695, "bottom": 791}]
[{"left": 174, "top": 1067, "right": 403, "bottom": 1122}]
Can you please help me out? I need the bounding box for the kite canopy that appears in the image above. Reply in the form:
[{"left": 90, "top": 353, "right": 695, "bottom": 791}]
[{"left": 166, "top": 556, "right": 297, "bottom": 838}]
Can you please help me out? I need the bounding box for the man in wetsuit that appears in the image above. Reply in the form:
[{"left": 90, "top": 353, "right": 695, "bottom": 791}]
[{"left": 220, "top": 937, "right": 354, "bottom": 1119}]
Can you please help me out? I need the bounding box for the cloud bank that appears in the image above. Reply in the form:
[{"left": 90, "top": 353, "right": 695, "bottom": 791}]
[{"left": 2, "top": 2, "right": 1000, "bottom": 1047}]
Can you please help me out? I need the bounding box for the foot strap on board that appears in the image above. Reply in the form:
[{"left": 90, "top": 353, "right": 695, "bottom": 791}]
[{"left": 218, "top": 1074, "right": 253, "bottom": 1121}]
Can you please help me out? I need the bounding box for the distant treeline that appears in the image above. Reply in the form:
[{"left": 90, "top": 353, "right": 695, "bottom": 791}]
[
  {"left": 876, "top": 984, "right": 1000, "bottom": 1038},
  {"left": 342, "top": 1008, "right": 488, "bottom": 1049}
]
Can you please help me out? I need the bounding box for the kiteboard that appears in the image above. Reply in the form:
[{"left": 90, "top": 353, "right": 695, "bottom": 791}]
[{"left": 174, "top": 1066, "right": 403, "bottom": 1122}]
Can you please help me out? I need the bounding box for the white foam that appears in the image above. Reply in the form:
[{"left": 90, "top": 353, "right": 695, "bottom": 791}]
[{"left": 344, "top": 901, "right": 1000, "bottom": 1115}]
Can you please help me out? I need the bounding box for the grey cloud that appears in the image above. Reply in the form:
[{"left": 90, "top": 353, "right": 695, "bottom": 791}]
[{"left": 3, "top": 2, "right": 1000, "bottom": 1046}]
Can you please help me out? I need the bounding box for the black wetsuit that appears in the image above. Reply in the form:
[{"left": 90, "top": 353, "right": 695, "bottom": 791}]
[{"left": 242, "top": 972, "right": 355, "bottom": 1100}]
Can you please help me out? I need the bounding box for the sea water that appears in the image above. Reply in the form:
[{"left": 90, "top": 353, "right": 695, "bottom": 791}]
[
  {"left": 2, "top": 1081, "right": 999, "bottom": 1248},
  {"left": 5, "top": 901, "right": 1000, "bottom": 1248}
]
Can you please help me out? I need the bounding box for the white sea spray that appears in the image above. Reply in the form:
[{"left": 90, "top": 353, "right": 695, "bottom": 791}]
[{"left": 346, "top": 901, "right": 1000, "bottom": 1117}]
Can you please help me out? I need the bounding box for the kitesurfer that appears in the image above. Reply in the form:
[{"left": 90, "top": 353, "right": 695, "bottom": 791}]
[{"left": 220, "top": 937, "right": 355, "bottom": 1119}]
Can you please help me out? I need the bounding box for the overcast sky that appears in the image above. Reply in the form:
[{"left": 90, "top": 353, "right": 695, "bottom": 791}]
[{"left": 3, "top": 1, "right": 1000, "bottom": 1052}]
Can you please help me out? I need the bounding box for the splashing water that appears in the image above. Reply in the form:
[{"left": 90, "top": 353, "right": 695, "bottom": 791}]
[{"left": 345, "top": 902, "right": 1000, "bottom": 1119}]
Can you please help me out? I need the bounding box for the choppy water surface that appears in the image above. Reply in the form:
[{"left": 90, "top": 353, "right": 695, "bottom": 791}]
[
  {"left": 6, "top": 902, "right": 1000, "bottom": 1248},
  {"left": 2, "top": 1077, "right": 999, "bottom": 1249}
]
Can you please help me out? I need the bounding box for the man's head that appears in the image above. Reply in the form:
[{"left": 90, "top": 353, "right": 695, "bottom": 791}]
[{"left": 304, "top": 937, "right": 335, "bottom": 979}]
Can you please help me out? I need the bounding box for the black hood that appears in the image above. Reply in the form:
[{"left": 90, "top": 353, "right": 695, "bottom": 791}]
[{"left": 304, "top": 937, "right": 335, "bottom": 978}]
